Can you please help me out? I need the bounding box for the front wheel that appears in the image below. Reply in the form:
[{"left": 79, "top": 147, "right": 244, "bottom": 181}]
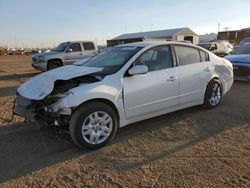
[
  {"left": 47, "top": 60, "right": 62, "bottom": 70},
  {"left": 203, "top": 79, "right": 222, "bottom": 109},
  {"left": 69, "top": 102, "right": 118, "bottom": 149}
]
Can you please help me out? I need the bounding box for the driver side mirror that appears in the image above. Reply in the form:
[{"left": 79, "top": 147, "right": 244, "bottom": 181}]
[
  {"left": 128, "top": 65, "right": 148, "bottom": 75},
  {"left": 67, "top": 48, "right": 73, "bottom": 52}
]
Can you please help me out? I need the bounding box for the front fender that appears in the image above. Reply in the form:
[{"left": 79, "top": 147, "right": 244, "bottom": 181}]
[
  {"left": 52, "top": 79, "right": 126, "bottom": 126},
  {"left": 63, "top": 85, "right": 121, "bottom": 108}
]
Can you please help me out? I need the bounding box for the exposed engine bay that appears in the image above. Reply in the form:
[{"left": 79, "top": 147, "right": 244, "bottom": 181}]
[{"left": 14, "top": 73, "right": 103, "bottom": 128}]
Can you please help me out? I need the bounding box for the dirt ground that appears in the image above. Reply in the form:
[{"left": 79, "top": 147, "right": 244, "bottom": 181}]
[{"left": 0, "top": 56, "right": 249, "bottom": 187}]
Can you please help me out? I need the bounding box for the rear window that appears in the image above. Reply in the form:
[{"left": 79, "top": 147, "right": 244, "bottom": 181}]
[
  {"left": 199, "top": 50, "right": 209, "bottom": 62},
  {"left": 83, "top": 42, "right": 95, "bottom": 50},
  {"left": 174, "top": 45, "right": 200, "bottom": 66}
]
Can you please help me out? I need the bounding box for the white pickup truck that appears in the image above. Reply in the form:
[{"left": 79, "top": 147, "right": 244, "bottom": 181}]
[
  {"left": 198, "top": 40, "right": 233, "bottom": 57},
  {"left": 32, "top": 41, "right": 98, "bottom": 71}
]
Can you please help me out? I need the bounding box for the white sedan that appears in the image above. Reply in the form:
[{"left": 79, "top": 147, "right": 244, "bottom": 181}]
[{"left": 14, "top": 41, "right": 233, "bottom": 149}]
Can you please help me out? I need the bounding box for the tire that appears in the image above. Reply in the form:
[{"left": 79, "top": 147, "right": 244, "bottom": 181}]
[
  {"left": 203, "top": 79, "right": 222, "bottom": 109},
  {"left": 47, "top": 60, "right": 62, "bottom": 70},
  {"left": 69, "top": 102, "right": 118, "bottom": 149}
]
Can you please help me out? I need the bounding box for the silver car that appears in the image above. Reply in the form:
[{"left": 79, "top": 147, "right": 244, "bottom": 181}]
[
  {"left": 14, "top": 41, "right": 233, "bottom": 149},
  {"left": 31, "top": 41, "right": 98, "bottom": 71}
]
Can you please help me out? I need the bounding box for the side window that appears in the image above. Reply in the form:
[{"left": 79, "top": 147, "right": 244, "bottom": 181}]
[
  {"left": 200, "top": 50, "right": 207, "bottom": 62},
  {"left": 206, "top": 53, "right": 209, "bottom": 61},
  {"left": 83, "top": 42, "right": 95, "bottom": 50},
  {"left": 200, "top": 50, "right": 209, "bottom": 61},
  {"left": 140, "top": 49, "right": 154, "bottom": 62},
  {"left": 136, "top": 45, "right": 173, "bottom": 71},
  {"left": 174, "top": 45, "right": 200, "bottom": 66},
  {"left": 68, "top": 43, "right": 81, "bottom": 52}
]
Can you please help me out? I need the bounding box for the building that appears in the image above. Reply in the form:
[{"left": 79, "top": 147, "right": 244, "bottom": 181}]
[
  {"left": 107, "top": 27, "right": 199, "bottom": 47},
  {"left": 199, "top": 33, "right": 217, "bottom": 43},
  {"left": 218, "top": 28, "right": 250, "bottom": 45}
]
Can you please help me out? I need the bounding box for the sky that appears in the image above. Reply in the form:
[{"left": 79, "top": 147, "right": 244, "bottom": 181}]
[{"left": 0, "top": 0, "right": 250, "bottom": 48}]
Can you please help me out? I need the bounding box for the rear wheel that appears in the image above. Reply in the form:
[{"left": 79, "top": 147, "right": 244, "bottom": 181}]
[
  {"left": 203, "top": 79, "right": 222, "bottom": 109},
  {"left": 69, "top": 102, "right": 118, "bottom": 149},
  {"left": 47, "top": 60, "right": 62, "bottom": 70}
]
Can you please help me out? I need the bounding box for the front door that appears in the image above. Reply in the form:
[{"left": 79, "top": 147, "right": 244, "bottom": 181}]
[
  {"left": 123, "top": 45, "right": 179, "bottom": 119},
  {"left": 64, "top": 42, "right": 83, "bottom": 64}
]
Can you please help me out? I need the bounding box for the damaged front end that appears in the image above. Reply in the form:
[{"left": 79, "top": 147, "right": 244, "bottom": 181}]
[
  {"left": 14, "top": 68, "right": 103, "bottom": 127},
  {"left": 14, "top": 92, "right": 69, "bottom": 126}
]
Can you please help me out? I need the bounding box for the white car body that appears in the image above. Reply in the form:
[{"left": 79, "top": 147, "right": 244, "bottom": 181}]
[{"left": 14, "top": 41, "right": 233, "bottom": 148}]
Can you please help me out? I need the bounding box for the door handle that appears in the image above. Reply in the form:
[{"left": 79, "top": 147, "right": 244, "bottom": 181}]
[{"left": 167, "top": 76, "right": 177, "bottom": 82}]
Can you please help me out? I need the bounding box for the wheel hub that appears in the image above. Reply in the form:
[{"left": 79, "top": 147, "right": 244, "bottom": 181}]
[
  {"left": 81, "top": 111, "right": 113, "bottom": 145},
  {"left": 209, "top": 83, "right": 221, "bottom": 106}
]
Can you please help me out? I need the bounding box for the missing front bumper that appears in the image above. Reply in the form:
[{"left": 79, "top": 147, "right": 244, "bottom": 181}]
[{"left": 14, "top": 94, "right": 35, "bottom": 119}]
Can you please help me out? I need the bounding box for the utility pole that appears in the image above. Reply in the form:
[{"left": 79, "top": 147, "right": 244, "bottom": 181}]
[{"left": 218, "top": 23, "right": 220, "bottom": 33}]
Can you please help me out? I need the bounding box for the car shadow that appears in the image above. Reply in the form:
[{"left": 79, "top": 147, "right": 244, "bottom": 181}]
[
  {"left": 0, "top": 86, "right": 19, "bottom": 97},
  {"left": 0, "top": 72, "right": 39, "bottom": 97},
  {"left": 0, "top": 105, "right": 247, "bottom": 183},
  {"left": 0, "top": 122, "right": 83, "bottom": 183},
  {"left": 0, "top": 72, "right": 38, "bottom": 81}
]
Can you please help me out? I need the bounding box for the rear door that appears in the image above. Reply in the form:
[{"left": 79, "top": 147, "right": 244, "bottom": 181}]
[
  {"left": 64, "top": 42, "right": 83, "bottom": 64},
  {"left": 174, "top": 45, "right": 212, "bottom": 106},
  {"left": 82, "top": 42, "right": 97, "bottom": 58},
  {"left": 123, "top": 45, "right": 179, "bottom": 119}
]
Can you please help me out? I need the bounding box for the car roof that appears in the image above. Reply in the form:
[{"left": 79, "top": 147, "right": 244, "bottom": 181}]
[
  {"left": 117, "top": 41, "right": 200, "bottom": 48},
  {"left": 65, "top": 41, "right": 94, "bottom": 43}
]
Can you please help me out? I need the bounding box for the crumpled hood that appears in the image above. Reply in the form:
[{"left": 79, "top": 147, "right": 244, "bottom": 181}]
[
  {"left": 225, "top": 54, "right": 250, "bottom": 64},
  {"left": 18, "top": 65, "right": 103, "bottom": 100}
]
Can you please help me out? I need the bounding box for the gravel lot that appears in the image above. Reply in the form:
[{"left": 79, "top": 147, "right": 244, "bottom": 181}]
[{"left": 0, "top": 56, "right": 249, "bottom": 187}]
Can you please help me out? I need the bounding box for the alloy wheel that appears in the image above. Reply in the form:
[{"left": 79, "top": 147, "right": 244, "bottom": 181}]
[
  {"left": 81, "top": 111, "right": 113, "bottom": 145},
  {"left": 208, "top": 83, "right": 221, "bottom": 106}
]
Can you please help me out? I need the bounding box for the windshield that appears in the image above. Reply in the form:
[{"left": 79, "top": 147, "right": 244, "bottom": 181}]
[
  {"left": 83, "top": 46, "right": 142, "bottom": 75},
  {"left": 198, "top": 43, "right": 211, "bottom": 50},
  {"left": 233, "top": 43, "right": 250, "bottom": 54},
  {"left": 52, "top": 42, "right": 69, "bottom": 52}
]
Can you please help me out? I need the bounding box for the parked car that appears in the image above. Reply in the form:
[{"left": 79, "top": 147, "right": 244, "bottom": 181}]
[
  {"left": 27, "top": 49, "right": 40, "bottom": 55},
  {"left": 14, "top": 41, "right": 233, "bottom": 149},
  {"left": 198, "top": 40, "right": 233, "bottom": 57},
  {"left": 225, "top": 42, "right": 250, "bottom": 81},
  {"left": 8, "top": 49, "right": 25, "bottom": 55},
  {"left": 31, "top": 41, "right": 98, "bottom": 71}
]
